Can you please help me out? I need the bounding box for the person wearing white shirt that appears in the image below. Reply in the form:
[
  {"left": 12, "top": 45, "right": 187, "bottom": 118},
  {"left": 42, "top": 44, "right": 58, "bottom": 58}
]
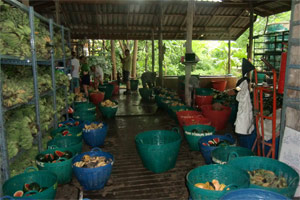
[
  {"left": 71, "top": 52, "right": 80, "bottom": 94},
  {"left": 91, "top": 65, "right": 104, "bottom": 90}
]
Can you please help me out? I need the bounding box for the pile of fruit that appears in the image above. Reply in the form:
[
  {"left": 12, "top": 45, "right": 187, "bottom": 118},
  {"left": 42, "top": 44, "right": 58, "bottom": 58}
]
[
  {"left": 170, "top": 102, "right": 184, "bottom": 106},
  {"left": 13, "top": 182, "right": 48, "bottom": 197},
  {"left": 0, "top": 0, "right": 71, "bottom": 59},
  {"left": 73, "top": 154, "right": 112, "bottom": 168},
  {"left": 248, "top": 169, "right": 287, "bottom": 188},
  {"left": 36, "top": 150, "right": 72, "bottom": 163},
  {"left": 201, "top": 138, "right": 231, "bottom": 147},
  {"left": 58, "top": 120, "right": 80, "bottom": 127},
  {"left": 84, "top": 122, "right": 104, "bottom": 130},
  {"left": 101, "top": 100, "right": 117, "bottom": 107},
  {"left": 194, "top": 179, "right": 229, "bottom": 191},
  {"left": 75, "top": 93, "right": 87, "bottom": 102}
]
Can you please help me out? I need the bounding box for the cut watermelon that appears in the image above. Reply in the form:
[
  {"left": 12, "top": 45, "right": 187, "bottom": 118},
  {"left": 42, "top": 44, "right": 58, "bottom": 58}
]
[
  {"left": 23, "top": 183, "right": 30, "bottom": 192},
  {"left": 58, "top": 123, "right": 63, "bottom": 127},
  {"left": 55, "top": 150, "right": 65, "bottom": 157},
  {"left": 213, "top": 138, "right": 220, "bottom": 144},
  {"left": 14, "top": 190, "right": 24, "bottom": 197},
  {"left": 74, "top": 121, "right": 80, "bottom": 126},
  {"left": 62, "top": 130, "right": 69, "bottom": 136}
]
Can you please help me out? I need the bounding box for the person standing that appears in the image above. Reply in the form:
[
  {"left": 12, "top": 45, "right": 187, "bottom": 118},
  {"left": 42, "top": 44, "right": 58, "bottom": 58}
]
[
  {"left": 80, "top": 56, "right": 90, "bottom": 97},
  {"left": 91, "top": 65, "right": 103, "bottom": 90},
  {"left": 120, "top": 49, "right": 132, "bottom": 95},
  {"left": 71, "top": 52, "right": 80, "bottom": 94}
]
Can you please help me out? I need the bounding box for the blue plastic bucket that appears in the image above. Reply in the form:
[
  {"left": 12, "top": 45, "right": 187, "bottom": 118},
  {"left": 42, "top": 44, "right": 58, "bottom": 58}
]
[
  {"left": 221, "top": 188, "right": 289, "bottom": 200},
  {"left": 198, "top": 134, "right": 236, "bottom": 164},
  {"left": 82, "top": 122, "right": 108, "bottom": 147},
  {"left": 72, "top": 148, "right": 114, "bottom": 191}
]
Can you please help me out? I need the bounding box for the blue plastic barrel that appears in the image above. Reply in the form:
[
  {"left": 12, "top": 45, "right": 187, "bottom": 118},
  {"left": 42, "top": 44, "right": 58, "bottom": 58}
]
[
  {"left": 221, "top": 188, "right": 289, "bottom": 200},
  {"left": 82, "top": 122, "right": 108, "bottom": 147},
  {"left": 198, "top": 134, "right": 235, "bottom": 164},
  {"left": 72, "top": 148, "right": 114, "bottom": 190}
]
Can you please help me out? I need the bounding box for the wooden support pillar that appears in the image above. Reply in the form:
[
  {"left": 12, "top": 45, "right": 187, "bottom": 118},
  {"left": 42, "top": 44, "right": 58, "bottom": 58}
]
[
  {"left": 92, "top": 40, "right": 95, "bottom": 56},
  {"left": 158, "top": 3, "right": 163, "bottom": 86},
  {"left": 132, "top": 40, "right": 138, "bottom": 79},
  {"left": 88, "top": 40, "right": 91, "bottom": 56},
  {"left": 22, "top": 0, "right": 29, "bottom": 6},
  {"left": 228, "top": 40, "right": 231, "bottom": 74},
  {"left": 55, "top": 0, "right": 60, "bottom": 24},
  {"left": 184, "top": 0, "right": 194, "bottom": 106},
  {"left": 145, "top": 40, "right": 148, "bottom": 72},
  {"left": 111, "top": 40, "right": 117, "bottom": 80},
  {"left": 152, "top": 29, "right": 155, "bottom": 72},
  {"left": 247, "top": 2, "right": 254, "bottom": 81}
]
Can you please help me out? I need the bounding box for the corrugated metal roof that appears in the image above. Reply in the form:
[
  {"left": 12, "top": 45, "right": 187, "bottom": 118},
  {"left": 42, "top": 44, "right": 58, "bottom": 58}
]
[{"left": 30, "top": 0, "right": 291, "bottom": 40}]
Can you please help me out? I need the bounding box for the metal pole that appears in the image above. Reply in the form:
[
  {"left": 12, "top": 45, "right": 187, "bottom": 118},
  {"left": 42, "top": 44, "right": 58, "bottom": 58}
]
[
  {"left": 0, "top": 57, "right": 10, "bottom": 196},
  {"left": 158, "top": 3, "right": 163, "bottom": 86},
  {"left": 61, "top": 26, "right": 69, "bottom": 120},
  {"left": 185, "top": 0, "right": 194, "bottom": 106},
  {"left": 29, "top": 6, "right": 42, "bottom": 152},
  {"left": 247, "top": 2, "right": 254, "bottom": 82},
  {"left": 50, "top": 19, "right": 57, "bottom": 129}
]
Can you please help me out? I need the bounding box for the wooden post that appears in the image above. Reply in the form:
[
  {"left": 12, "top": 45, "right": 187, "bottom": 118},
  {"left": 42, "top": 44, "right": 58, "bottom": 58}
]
[
  {"left": 247, "top": 2, "right": 254, "bottom": 81},
  {"left": 22, "top": 0, "right": 29, "bottom": 6},
  {"left": 111, "top": 40, "right": 117, "bottom": 80},
  {"left": 228, "top": 40, "right": 231, "bottom": 74},
  {"left": 152, "top": 29, "right": 155, "bottom": 72},
  {"left": 158, "top": 3, "right": 163, "bottom": 86},
  {"left": 184, "top": 0, "right": 194, "bottom": 106},
  {"left": 55, "top": 0, "right": 60, "bottom": 24},
  {"left": 132, "top": 40, "right": 138, "bottom": 79},
  {"left": 145, "top": 40, "right": 148, "bottom": 72},
  {"left": 88, "top": 40, "right": 91, "bottom": 56},
  {"left": 92, "top": 40, "right": 95, "bottom": 56}
]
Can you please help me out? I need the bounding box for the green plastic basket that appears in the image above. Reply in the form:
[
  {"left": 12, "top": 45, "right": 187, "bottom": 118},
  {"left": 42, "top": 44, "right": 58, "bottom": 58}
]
[
  {"left": 139, "top": 88, "right": 153, "bottom": 100},
  {"left": 186, "top": 164, "right": 250, "bottom": 200},
  {"left": 35, "top": 148, "right": 75, "bottom": 184},
  {"left": 99, "top": 84, "right": 114, "bottom": 99},
  {"left": 47, "top": 136, "right": 82, "bottom": 155},
  {"left": 99, "top": 101, "right": 118, "bottom": 119},
  {"left": 2, "top": 167, "right": 57, "bottom": 199},
  {"left": 211, "top": 146, "right": 255, "bottom": 164},
  {"left": 50, "top": 126, "right": 82, "bottom": 139},
  {"left": 135, "top": 128, "right": 182, "bottom": 173},
  {"left": 228, "top": 156, "right": 300, "bottom": 198},
  {"left": 183, "top": 125, "right": 216, "bottom": 151},
  {"left": 195, "top": 88, "right": 214, "bottom": 96},
  {"left": 73, "top": 110, "right": 97, "bottom": 121},
  {"left": 130, "top": 79, "right": 139, "bottom": 91},
  {"left": 168, "top": 105, "right": 193, "bottom": 121},
  {"left": 74, "top": 102, "right": 96, "bottom": 112}
]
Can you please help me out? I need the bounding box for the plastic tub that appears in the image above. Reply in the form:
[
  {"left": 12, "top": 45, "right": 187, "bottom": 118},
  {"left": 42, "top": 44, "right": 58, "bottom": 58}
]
[
  {"left": 47, "top": 136, "right": 83, "bottom": 155},
  {"left": 35, "top": 148, "right": 75, "bottom": 184},
  {"left": 139, "top": 88, "right": 153, "bottom": 101},
  {"left": 201, "top": 105, "right": 231, "bottom": 131},
  {"left": 135, "top": 128, "right": 182, "bottom": 173},
  {"left": 181, "top": 116, "right": 211, "bottom": 127},
  {"left": 183, "top": 125, "right": 216, "bottom": 151},
  {"left": 211, "top": 146, "right": 255, "bottom": 164},
  {"left": 221, "top": 188, "right": 289, "bottom": 200},
  {"left": 195, "top": 88, "right": 214, "bottom": 96},
  {"left": 74, "top": 102, "right": 96, "bottom": 112},
  {"left": 186, "top": 164, "right": 250, "bottom": 200},
  {"left": 2, "top": 167, "right": 57, "bottom": 199},
  {"left": 198, "top": 134, "right": 236, "bottom": 164},
  {"left": 99, "top": 84, "right": 114, "bottom": 100},
  {"left": 50, "top": 126, "right": 83, "bottom": 139},
  {"left": 99, "top": 101, "right": 118, "bottom": 119},
  {"left": 89, "top": 92, "right": 105, "bottom": 105},
  {"left": 228, "top": 156, "right": 299, "bottom": 198},
  {"left": 130, "top": 80, "right": 139, "bottom": 91},
  {"left": 82, "top": 122, "right": 108, "bottom": 147},
  {"left": 211, "top": 80, "right": 227, "bottom": 92},
  {"left": 72, "top": 148, "right": 114, "bottom": 190},
  {"left": 73, "top": 110, "right": 97, "bottom": 122},
  {"left": 176, "top": 110, "right": 203, "bottom": 127},
  {"left": 195, "top": 95, "right": 213, "bottom": 107}
]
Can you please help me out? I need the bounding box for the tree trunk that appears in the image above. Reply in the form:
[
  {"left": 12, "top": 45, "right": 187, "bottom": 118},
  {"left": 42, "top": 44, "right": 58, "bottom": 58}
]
[
  {"left": 102, "top": 40, "right": 106, "bottom": 52},
  {"left": 145, "top": 40, "right": 148, "bottom": 71},
  {"left": 111, "top": 40, "right": 117, "bottom": 80},
  {"left": 92, "top": 40, "right": 95, "bottom": 56},
  {"left": 132, "top": 40, "right": 138, "bottom": 79}
]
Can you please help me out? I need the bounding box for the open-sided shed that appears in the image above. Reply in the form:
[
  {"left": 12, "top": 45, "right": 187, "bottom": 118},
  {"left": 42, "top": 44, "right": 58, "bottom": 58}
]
[{"left": 30, "top": 0, "right": 291, "bottom": 40}]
